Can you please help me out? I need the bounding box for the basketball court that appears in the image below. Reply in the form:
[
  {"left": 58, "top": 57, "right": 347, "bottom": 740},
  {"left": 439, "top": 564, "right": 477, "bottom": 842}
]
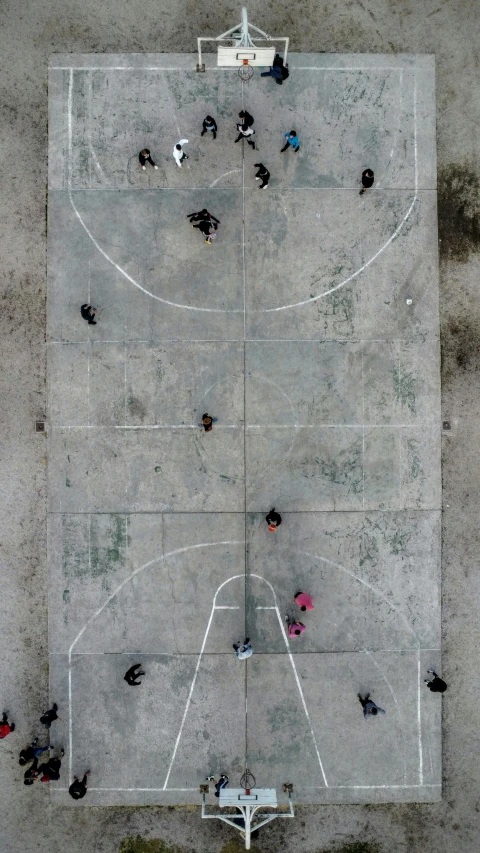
[{"left": 47, "top": 39, "right": 441, "bottom": 810}]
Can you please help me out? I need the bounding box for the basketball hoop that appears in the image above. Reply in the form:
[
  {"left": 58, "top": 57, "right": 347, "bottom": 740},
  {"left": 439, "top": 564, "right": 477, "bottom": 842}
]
[{"left": 238, "top": 59, "right": 254, "bottom": 82}]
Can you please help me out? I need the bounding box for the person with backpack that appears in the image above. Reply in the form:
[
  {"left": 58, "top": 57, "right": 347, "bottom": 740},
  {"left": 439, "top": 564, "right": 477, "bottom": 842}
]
[{"left": 261, "top": 54, "right": 289, "bottom": 85}]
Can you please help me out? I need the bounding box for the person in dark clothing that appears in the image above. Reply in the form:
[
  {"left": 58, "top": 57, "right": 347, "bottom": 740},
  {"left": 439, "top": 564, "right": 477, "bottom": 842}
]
[
  {"left": 206, "top": 773, "right": 229, "bottom": 797},
  {"left": 81, "top": 304, "right": 97, "bottom": 325},
  {"left": 238, "top": 110, "right": 254, "bottom": 128},
  {"left": 358, "top": 693, "right": 385, "bottom": 718},
  {"left": 261, "top": 53, "right": 289, "bottom": 85},
  {"left": 281, "top": 130, "right": 300, "bottom": 153},
  {"left": 69, "top": 771, "right": 89, "bottom": 799},
  {"left": 187, "top": 209, "right": 220, "bottom": 226},
  {"left": 254, "top": 163, "right": 270, "bottom": 189},
  {"left": 38, "top": 749, "right": 64, "bottom": 782},
  {"left": 265, "top": 508, "right": 282, "bottom": 530},
  {"left": 24, "top": 757, "right": 39, "bottom": 785},
  {"left": 40, "top": 703, "right": 60, "bottom": 728},
  {"left": 424, "top": 670, "right": 447, "bottom": 693},
  {"left": 193, "top": 221, "right": 217, "bottom": 244},
  {"left": 359, "top": 168, "right": 374, "bottom": 195},
  {"left": 261, "top": 65, "right": 283, "bottom": 81},
  {"left": 124, "top": 663, "right": 145, "bottom": 686},
  {"left": 200, "top": 413, "right": 218, "bottom": 432},
  {"left": 19, "top": 738, "right": 52, "bottom": 765},
  {"left": 139, "top": 149, "right": 158, "bottom": 170},
  {"left": 0, "top": 711, "right": 15, "bottom": 739},
  {"left": 201, "top": 116, "right": 217, "bottom": 139}
]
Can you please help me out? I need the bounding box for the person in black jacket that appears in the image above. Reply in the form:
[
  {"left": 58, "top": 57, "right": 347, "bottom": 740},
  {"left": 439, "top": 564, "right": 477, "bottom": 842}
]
[
  {"left": 187, "top": 209, "right": 220, "bottom": 226},
  {"left": 238, "top": 110, "right": 254, "bottom": 128},
  {"left": 424, "top": 670, "right": 447, "bottom": 693},
  {"left": 266, "top": 508, "right": 282, "bottom": 530},
  {"left": 139, "top": 149, "right": 158, "bottom": 170},
  {"left": 80, "top": 304, "right": 97, "bottom": 325},
  {"left": 201, "top": 115, "right": 217, "bottom": 139},
  {"left": 359, "top": 168, "right": 374, "bottom": 195},
  {"left": 254, "top": 163, "right": 270, "bottom": 189},
  {"left": 69, "top": 772, "right": 89, "bottom": 799}
]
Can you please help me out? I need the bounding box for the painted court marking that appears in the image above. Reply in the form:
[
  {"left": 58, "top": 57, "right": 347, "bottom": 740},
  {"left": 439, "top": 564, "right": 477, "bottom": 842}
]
[{"left": 65, "top": 67, "right": 418, "bottom": 315}]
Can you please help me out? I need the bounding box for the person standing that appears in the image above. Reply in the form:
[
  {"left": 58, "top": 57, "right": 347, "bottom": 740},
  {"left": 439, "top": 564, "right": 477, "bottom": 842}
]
[
  {"left": 69, "top": 771, "right": 90, "bottom": 799},
  {"left": 206, "top": 773, "right": 229, "bottom": 797},
  {"left": 201, "top": 116, "right": 217, "bottom": 139},
  {"left": 265, "top": 508, "right": 282, "bottom": 530},
  {"left": 358, "top": 693, "right": 385, "bottom": 718},
  {"left": 424, "top": 670, "right": 447, "bottom": 693},
  {"left": 40, "top": 703, "right": 60, "bottom": 728},
  {"left": 285, "top": 617, "right": 306, "bottom": 637},
  {"left": 233, "top": 639, "right": 253, "bottom": 659},
  {"left": 293, "top": 591, "right": 314, "bottom": 612},
  {"left": 124, "top": 663, "right": 145, "bottom": 686},
  {"left": 254, "top": 163, "right": 270, "bottom": 189},
  {"left": 234, "top": 123, "right": 256, "bottom": 149},
  {"left": 173, "top": 139, "right": 189, "bottom": 167},
  {"left": 281, "top": 130, "right": 300, "bottom": 153},
  {"left": 359, "top": 169, "right": 374, "bottom": 195},
  {"left": 138, "top": 149, "right": 158, "bottom": 170},
  {"left": 81, "top": 304, "right": 97, "bottom": 325},
  {"left": 0, "top": 711, "right": 15, "bottom": 739}
]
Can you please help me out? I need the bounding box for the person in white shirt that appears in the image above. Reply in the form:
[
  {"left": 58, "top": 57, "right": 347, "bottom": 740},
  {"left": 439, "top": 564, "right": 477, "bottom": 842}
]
[
  {"left": 234, "top": 124, "right": 256, "bottom": 150},
  {"left": 173, "top": 139, "right": 189, "bottom": 167}
]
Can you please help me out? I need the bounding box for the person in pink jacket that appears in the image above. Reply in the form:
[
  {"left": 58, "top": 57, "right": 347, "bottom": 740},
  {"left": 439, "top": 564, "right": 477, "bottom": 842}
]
[
  {"left": 285, "top": 617, "right": 306, "bottom": 637},
  {"left": 294, "top": 591, "right": 314, "bottom": 612}
]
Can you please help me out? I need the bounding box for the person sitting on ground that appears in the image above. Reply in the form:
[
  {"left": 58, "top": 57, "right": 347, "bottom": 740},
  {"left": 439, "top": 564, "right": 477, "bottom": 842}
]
[
  {"left": 294, "top": 591, "right": 314, "bottom": 611},
  {"left": 424, "top": 670, "right": 447, "bottom": 693},
  {"left": 38, "top": 749, "right": 64, "bottom": 782},
  {"left": 265, "top": 508, "right": 282, "bottom": 530},
  {"left": 19, "top": 738, "right": 52, "bottom": 765},
  {"left": 0, "top": 711, "right": 15, "bottom": 739},
  {"left": 285, "top": 617, "right": 306, "bottom": 637},
  {"left": 124, "top": 663, "right": 145, "bottom": 686},
  {"left": 80, "top": 304, "right": 97, "bottom": 325},
  {"left": 69, "top": 771, "right": 90, "bottom": 799},
  {"left": 23, "top": 757, "right": 39, "bottom": 785}
]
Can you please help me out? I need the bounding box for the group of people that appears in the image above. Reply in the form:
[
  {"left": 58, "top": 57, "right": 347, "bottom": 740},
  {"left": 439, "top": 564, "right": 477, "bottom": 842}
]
[{"left": 0, "top": 704, "right": 89, "bottom": 798}]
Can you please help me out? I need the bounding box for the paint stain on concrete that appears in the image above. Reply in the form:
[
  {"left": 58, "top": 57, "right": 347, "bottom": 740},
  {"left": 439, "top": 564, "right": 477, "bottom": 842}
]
[
  {"left": 62, "top": 515, "right": 130, "bottom": 578},
  {"left": 406, "top": 438, "right": 424, "bottom": 481},
  {"left": 392, "top": 365, "right": 416, "bottom": 413},
  {"left": 128, "top": 395, "right": 147, "bottom": 421},
  {"left": 438, "top": 163, "right": 480, "bottom": 263}
]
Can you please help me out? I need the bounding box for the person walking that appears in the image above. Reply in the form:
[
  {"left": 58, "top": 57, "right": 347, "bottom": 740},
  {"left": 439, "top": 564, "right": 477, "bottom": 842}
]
[
  {"left": 69, "top": 771, "right": 90, "bottom": 799},
  {"left": 281, "top": 130, "right": 300, "bottom": 153},
  {"left": 19, "top": 738, "right": 52, "bottom": 765},
  {"left": 80, "top": 304, "right": 97, "bottom": 325},
  {"left": 124, "top": 663, "right": 145, "bottom": 686},
  {"left": 173, "top": 139, "right": 189, "bottom": 167},
  {"left": 234, "top": 123, "right": 256, "bottom": 149},
  {"left": 0, "top": 711, "right": 15, "bottom": 739},
  {"left": 233, "top": 638, "right": 253, "bottom": 659},
  {"left": 38, "top": 749, "right": 64, "bottom": 782},
  {"left": 359, "top": 168, "right": 374, "bottom": 195},
  {"left": 199, "top": 413, "right": 218, "bottom": 432},
  {"left": 358, "top": 693, "right": 385, "bottom": 718},
  {"left": 285, "top": 616, "right": 306, "bottom": 637},
  {"left": 254, "top": 163, "right": 270, "bottom": 189},
  {"left": 40, "top": 703, "right": 60, "bottom": 728},
  {"left": 238, "top": 110, "right": 254, "bottom": 129},
  {"left": 138, "top": 149, "right": 158, "bottom": 171},
  {"left": 23, "top": 757, "right": 39, "bottom": 785},
  {"left": 293, "top": 591, "right": 314, "bottom": 611},
  {"left": 424, "top": 670, "right": 447, "bottom": 693},
  {"left": 265, "top": 508, "right": 282, "bottom": 530},
  {"left": 201, "top": 115, "right": 217, "bottom": 139},
  {"left": 187, "top": 209, "right": 220, "bottom": 226}
]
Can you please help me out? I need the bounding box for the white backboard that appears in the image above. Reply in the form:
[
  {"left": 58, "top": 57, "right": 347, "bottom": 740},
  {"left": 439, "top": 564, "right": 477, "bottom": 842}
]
[
  {"left": 217, "top": 46, "right": 276, "bottom": 67},
  {"left": 219, "top": 788, "right": 278, "bottom": 807}
]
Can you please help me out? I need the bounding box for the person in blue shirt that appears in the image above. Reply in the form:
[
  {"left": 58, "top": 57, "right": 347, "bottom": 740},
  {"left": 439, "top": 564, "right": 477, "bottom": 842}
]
[
  {"left": 358, "top": 693, "right": 385, "bottom": 718},
  {"left": 281, "top": 130, "right": 300, "bottom": 153}
]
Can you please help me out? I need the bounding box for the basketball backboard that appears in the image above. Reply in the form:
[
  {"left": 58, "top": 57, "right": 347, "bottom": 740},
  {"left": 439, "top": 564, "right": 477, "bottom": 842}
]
[{"left": 217, "top": 46, "right": 276, "bottom": 67}]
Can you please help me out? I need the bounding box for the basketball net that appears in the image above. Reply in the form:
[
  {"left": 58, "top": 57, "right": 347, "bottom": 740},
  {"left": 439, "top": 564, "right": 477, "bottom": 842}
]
[{"left": 238, "top": 58, "right": 254, "bottom": 82}]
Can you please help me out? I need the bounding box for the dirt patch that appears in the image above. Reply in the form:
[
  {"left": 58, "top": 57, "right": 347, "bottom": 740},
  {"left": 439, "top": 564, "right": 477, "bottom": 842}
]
[
  {"left": 119, "top": 839, "right": 184, "bottom": 853},
  {"left": 442, "top": 317, "right": 480, "bottom": 383},
  {"left": 438, "top": 163, "right": 480, "bottom": 263}
]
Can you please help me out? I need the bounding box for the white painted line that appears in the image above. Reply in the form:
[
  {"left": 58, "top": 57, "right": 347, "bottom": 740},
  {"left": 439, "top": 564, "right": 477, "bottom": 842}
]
[
  {"left": 307, "top": 783, "right": 441, "bottom": 789},
  {"left": 50, "top": 422, "right": 429, "bottom": 431},
  {"left": 417, "top": 652, "right": 423, "bottom": 785},
  {"left": 214, "top": 606, "right": 240, "bottom": 610},
  {"left": 67, "top": 541, "right": 241, "bottom": 782},
  {"left": 209, "top": 169, "right": 241, "bottom": 188}
]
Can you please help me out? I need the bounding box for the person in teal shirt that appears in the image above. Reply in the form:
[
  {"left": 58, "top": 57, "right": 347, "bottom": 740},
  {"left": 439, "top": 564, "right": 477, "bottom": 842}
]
[{"left": 281, "top": 130, "right": 300, "bottom": 153}]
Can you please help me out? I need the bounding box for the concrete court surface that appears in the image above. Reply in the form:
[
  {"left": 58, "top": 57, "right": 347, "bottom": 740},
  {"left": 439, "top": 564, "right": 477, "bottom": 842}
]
[
  {"left": 2, "top": 2, "right": 480, "bottom": 852},
  {"left": 46, "top": 54, "right": 441, "bottom": 807}
]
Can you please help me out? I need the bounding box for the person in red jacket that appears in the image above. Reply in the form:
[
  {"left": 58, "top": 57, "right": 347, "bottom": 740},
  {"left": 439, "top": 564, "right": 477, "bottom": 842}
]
[{"left": 0, "top": 711, "right": 15, "bottom": 739}]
